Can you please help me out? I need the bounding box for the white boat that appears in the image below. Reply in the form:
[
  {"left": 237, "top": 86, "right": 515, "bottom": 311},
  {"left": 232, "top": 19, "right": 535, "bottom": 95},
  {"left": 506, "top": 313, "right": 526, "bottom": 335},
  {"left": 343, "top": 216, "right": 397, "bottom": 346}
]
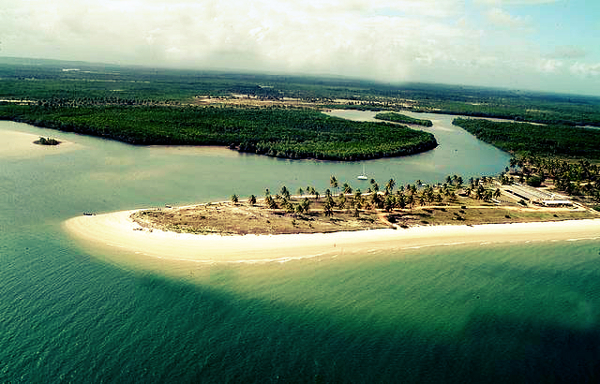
[{"left": 357, "top": 164, "right": 368, "bottom": 180}]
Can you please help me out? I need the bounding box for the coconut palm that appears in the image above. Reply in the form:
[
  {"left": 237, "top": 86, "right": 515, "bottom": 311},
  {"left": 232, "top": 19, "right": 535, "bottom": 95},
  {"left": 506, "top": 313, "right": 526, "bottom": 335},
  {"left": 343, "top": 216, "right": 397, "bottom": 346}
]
[
  {"left": 386, "top": 178, "right": 396, "bottom": 194},
  {"left": 301, "top": 198, "right": 311, "bottom": 212},
  {"left": 338, "top": 193, "right": 346, "bottom": 209},
  {"left": 249, "top": 195, "right": 257, "bottom": 205},
  {"left": 330, "top": 175, "right": 338, "bottom": 192},
  {"left": 280, "top": 185, "right": 290, "bottom": 200},
  {"left": 372, "top": 182, "right": 380, "bottom": 193},
  {"left": 342, "top": 183, "right": 352, "bottom": 195},
  {"left": 493, "top": 188, "right": 502, "bottom": 199}
]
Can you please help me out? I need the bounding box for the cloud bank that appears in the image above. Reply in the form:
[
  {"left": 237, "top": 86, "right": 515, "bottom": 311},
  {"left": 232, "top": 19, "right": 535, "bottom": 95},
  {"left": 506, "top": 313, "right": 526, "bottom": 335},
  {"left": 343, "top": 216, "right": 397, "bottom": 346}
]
[{"left": 0, "top": 0, "right": 599, "bottom": 95}]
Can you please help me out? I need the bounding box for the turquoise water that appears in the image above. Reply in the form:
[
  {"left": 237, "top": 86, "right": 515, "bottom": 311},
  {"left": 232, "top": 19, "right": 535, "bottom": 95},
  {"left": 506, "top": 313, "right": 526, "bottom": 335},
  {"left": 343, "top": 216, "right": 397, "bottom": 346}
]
[{"left": 1, "top": 118, "right": 599, "bottom": 383}]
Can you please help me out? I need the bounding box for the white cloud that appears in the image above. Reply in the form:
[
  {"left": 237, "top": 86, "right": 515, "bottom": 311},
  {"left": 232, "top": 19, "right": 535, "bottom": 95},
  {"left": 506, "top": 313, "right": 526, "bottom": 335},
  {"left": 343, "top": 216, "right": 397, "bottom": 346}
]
[
  {"left": 0, "top": 0, "right": 598, "bottom": 95},
  {"left": 485, "top": 7, "right": 527, "bottom": 27},
  {"left": 546, "top": 45, "right": 587, "bottom": 59},
  {"left": 0, "top": 0, "right": 471, "bottom": 82},
  {"left": 475, "top": 0, "right": 559, "bottom": 5},
  {"left": 537, "top": 58, "right": 563, "bottom": 73},
  {"left": 570, "top": 62, "right": 600, "bottom": 77}
]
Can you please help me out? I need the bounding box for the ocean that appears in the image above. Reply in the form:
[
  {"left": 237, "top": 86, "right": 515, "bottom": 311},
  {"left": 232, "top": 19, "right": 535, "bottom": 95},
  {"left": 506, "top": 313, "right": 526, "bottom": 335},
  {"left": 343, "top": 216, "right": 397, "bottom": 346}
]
[{"left": 1, "top": 118, "right": 599, "bottom": 383}]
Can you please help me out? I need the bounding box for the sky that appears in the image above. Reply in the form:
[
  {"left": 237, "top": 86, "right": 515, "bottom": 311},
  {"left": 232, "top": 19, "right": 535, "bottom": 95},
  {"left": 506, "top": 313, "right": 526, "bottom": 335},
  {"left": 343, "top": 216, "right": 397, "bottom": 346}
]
[{"left": 1, "top": 0, "right": 599, "bottom": 96}]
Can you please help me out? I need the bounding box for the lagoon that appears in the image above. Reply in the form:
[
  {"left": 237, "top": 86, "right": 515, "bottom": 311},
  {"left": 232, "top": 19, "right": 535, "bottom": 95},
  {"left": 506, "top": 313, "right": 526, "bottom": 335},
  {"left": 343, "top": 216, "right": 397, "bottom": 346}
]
[{"left": 1, "top": 116, "right": 599, "bottom": 382}]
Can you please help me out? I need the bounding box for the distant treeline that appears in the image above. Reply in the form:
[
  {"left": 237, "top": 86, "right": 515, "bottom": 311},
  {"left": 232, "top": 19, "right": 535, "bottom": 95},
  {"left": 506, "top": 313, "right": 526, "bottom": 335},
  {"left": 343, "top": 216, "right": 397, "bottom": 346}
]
[
  {"left": 374, "top": 112, "right": 433, "bottom": 127},
  {"left": 453, "top": 118, "right": 600, "bottom": 159},
  {"left": 2, "top": 57, "right": 600, "bottom": 127},
  {"left": 0, "top": 104, "right": 437, "bottom": 161}
]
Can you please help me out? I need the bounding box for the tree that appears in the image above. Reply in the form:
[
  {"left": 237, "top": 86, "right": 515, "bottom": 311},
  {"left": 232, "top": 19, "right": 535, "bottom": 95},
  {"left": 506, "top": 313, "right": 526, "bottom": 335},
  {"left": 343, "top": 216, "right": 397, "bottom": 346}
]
[
  {"left": 297, "top": 187, "right": 304, "bottom": 196},
  {"left": 371, "top": 192, "right": 382, "bottom": 209},
  {"left": 280, "top": 185, "right": 290, "bottom": 200},
  {"left": 386, "top": 178, "right": 396, "bottom": 194},
  {"left": 493, "top": 188, "right": 502, "bottom": 199},
  {"left": 249, "top": 195, "right": 257, "bottom": 205},
  {"left": 342, "top": 183, "right": 352, "bottom": 195},
  {"left": 330, "top": 175, "right": 338, "bottom": 192},
  {"left": 372, "top": 182, "right": 380, "bottom": 193},
  {"left": 231, "top": 194, "right": 238, "bottom": 204},
  {"left": 301, "top": 197, "right": 311, "bottom": 213},
  {"left": 338, "top": 193, "right": 346, "bottom": 210},
  {"left": 384, "top": 195, "right": 395, "bottom": 212},
  {"left": 323, "top": 199, "right": 334, "bottom": 217}
]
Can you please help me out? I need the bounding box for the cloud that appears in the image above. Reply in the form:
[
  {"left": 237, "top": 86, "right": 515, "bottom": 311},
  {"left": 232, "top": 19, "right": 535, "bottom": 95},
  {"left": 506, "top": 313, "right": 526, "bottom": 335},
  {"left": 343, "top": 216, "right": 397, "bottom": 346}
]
[
  {"left": 546, "top": 45, "right": 587, "bottom": 59},
  {"left": 570, "top": 62, "right": 600, "bottom": 77},
  {"left": 537, "top": 58, "right": 563, "bottom": 73},
  {"left": 485, "top": 7, "right": 527, "bottom": 27},
  {"left": 475, "top": 0, "right": 559, "bottom": 5},
  {"left": 0, "top": 0, "right": 598, "bottom": 96},
  {"left": 0, "top": 0, "right": 472, "bottom": 82}
]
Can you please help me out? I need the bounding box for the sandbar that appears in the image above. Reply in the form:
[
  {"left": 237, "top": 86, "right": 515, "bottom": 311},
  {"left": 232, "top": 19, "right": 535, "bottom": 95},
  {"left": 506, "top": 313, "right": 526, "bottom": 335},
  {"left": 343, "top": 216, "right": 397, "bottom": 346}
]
[
  {"left": 0, "top": 130, "right": 81, "bottom": 159},
  {"left": 63, "top": 210, "right": 600, "bottom": 264}
]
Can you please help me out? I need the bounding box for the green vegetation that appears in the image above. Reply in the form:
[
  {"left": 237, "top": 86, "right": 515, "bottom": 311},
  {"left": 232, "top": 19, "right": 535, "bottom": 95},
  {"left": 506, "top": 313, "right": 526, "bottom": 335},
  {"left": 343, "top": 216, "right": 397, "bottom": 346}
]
[
  {"left": 453, "top": 118, "right": 600, "bottom": 159},
  {"left": 0, "top": 104, "right": 437, "bottom": 161},
  {"left": 2, "top": 57, "right": 600, "bottom": 127},
  {"left": 33, "top": 137, "right": 60, "bottom": 146},
  {"left": 374, "top": 112, "right": 433, "bottom": 127}
]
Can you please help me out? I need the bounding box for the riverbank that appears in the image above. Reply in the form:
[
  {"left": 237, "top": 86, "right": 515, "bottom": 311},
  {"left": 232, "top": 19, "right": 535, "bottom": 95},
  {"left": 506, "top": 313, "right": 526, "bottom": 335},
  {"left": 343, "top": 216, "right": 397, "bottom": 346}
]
[{"left": 63, "top": 209, "right": 600, "bottom": 264}]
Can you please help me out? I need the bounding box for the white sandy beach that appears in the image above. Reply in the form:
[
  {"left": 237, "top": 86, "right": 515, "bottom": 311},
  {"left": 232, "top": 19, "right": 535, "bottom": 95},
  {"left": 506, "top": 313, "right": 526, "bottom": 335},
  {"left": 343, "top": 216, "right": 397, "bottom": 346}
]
[{"left": 63, "top": 209, "right": 600, "bottom": 264}]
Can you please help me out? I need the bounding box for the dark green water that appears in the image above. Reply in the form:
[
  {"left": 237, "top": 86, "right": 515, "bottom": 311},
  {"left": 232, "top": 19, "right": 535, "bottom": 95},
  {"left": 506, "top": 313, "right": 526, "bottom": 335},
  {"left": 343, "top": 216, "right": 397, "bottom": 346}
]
[{"left": 2, "top": 118, "right": 600, "bottom": 383}]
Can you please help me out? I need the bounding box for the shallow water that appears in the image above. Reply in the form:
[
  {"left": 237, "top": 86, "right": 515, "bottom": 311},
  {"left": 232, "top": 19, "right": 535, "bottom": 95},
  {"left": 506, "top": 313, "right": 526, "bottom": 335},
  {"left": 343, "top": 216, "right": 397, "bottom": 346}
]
[{"left": 1, "top": 118, "right": 599, "bottom": 383}]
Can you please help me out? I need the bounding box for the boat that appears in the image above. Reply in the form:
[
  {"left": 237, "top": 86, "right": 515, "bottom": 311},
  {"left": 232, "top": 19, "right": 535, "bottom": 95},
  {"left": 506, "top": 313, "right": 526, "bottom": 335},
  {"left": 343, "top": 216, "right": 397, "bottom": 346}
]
[{"left": 357, "top": 164, "right": 368, "bottom": 180}]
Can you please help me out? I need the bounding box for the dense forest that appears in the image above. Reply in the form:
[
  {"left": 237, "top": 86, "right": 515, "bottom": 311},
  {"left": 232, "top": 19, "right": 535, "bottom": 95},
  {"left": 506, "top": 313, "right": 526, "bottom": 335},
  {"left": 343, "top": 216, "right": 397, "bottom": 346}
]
[
  {"left": 1, "top": 57, "right": 600, "bottom": 127},
  {"left": 374, "top": 112, "right": 433, "bottom": 127},
  {"left": 452, "top": 118, "right": 600, "bottom": 159},
  {"left": 0, "top": 104, "right": 437, "bottom": 161}
]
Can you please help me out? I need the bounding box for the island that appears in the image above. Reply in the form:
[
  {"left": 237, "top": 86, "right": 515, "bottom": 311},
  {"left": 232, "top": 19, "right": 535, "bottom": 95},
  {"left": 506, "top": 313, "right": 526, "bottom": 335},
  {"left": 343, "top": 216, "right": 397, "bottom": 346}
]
[
  {"left": 374, "top": 112, "right": 433, "bottom": 127},
  {"left": 33, "top": 136, "right": 61, "bottom": 146}
]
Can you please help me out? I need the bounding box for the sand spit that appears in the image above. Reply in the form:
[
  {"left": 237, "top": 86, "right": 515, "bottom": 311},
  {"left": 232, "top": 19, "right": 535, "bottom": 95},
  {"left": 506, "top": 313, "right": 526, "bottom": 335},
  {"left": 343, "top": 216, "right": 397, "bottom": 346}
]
[{"left": 63, "top": 209, "right": 600, "bottom": 264}]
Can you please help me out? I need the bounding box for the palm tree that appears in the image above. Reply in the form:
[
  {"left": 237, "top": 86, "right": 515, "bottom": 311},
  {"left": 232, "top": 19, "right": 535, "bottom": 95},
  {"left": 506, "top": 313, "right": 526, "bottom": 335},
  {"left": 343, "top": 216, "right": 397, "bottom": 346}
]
[
  {"left": 384, "top": 195, "right": 395, "bottom": 212},
  {"left": 323, "top": 199, "right": 334, "bottom": 217},
  {"left": 280, "top": 185, "right": 290, "bottom": 200},
  {"left": 493, "top": 188, "right": 502, "bottom": 199},
  {"left": 371, "top": 192, "right": 382, "bottom": 209},
  {"left": 386, "top": 178, "right": 396, "bottom": 194},
  {"left": 372, "top": 182, "right": 380, "bottom": 193},
  {"left": 301, "top": 198, "right": 311, "bottom": 212},
  {"left": 338, "top": 193, "right": 346, "bottom": 209},
  {"left": 330, "top": 175, "right": 338, "bottom": 192},
  {"left": 249, "top": 195, "right": 257, "bottom": 205},
  {"left": 342, "top": 183, "right": 352, "bottom": 195},
  {"left": 475, "top": 185, "right": 485, "bottom": 200},
  {"left": 231, "top": 194, "right": 238, "bottom": 204}
]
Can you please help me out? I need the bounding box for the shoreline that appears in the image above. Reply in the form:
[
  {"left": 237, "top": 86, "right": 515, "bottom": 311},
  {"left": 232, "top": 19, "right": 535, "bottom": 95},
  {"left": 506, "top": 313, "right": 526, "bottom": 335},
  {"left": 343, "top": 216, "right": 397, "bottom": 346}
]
[{"left": 63, "top": 209, "right": 600, "bottom": 264}]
